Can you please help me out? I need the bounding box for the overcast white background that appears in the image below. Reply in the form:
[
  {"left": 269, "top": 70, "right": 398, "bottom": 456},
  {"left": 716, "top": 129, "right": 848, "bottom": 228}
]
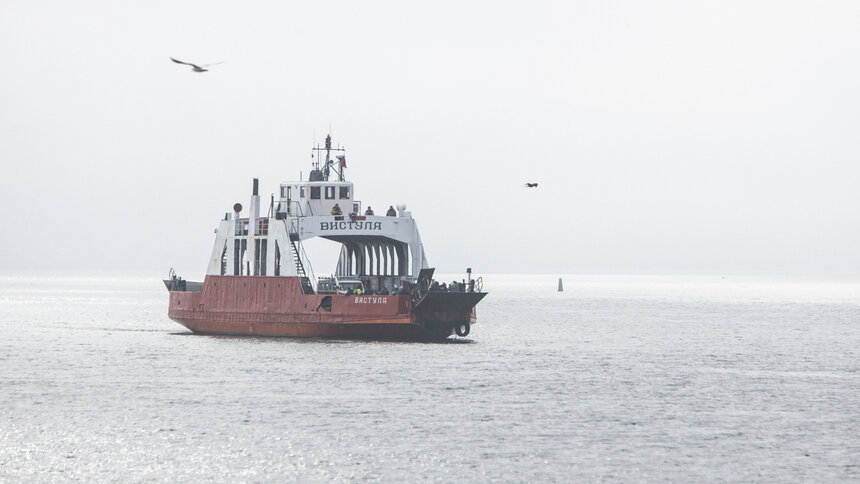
[{"left": 1, "top": 1, "right": 858, "bottom": 277}]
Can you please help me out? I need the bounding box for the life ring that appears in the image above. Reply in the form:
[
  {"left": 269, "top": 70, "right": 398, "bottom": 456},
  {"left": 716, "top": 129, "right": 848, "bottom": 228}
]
[{"left": 455, "top": 322, "right": 470, "bottom": 337}]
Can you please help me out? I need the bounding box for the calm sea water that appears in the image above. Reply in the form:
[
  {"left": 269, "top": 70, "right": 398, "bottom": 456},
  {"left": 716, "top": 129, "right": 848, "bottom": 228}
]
[{"left": 1, "top": 274, "right": 858, "bottom": 482}]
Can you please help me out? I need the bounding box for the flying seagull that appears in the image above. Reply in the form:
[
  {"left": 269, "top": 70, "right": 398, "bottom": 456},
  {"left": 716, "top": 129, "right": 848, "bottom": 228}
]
[
  {"left": 170, "top": 57, "right": 225, "bottom": 72},
  {"left": 525, "top": 182, "right": 539, "bottom": 188}
]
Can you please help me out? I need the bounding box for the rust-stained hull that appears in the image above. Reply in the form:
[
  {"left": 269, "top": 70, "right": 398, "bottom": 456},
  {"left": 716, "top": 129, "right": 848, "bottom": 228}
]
[{"left": 168, "top": 275, "right": 481, "bottom": 340}]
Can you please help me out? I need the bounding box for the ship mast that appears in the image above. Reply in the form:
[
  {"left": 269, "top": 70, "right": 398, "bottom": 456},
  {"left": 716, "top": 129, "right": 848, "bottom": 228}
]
[{"left": 311, "top": 134, "right": 347, "bottom": 181}]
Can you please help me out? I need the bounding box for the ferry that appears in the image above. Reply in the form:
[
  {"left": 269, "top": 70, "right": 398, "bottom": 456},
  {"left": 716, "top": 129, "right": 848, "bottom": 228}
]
[{"left": 164, "top": 135, "right": 487, "bottom": 340}]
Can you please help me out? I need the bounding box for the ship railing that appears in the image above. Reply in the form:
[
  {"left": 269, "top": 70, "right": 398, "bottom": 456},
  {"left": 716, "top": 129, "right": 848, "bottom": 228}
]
[
  {"left": 234, "top": 218, "right": 249, "bottom": 236},
  {"left": 276, "top": 201, "right": 306, "bottom": 219},
  {"left": 291, "top": 201, "right": 305, "bottom": 217},
  {"left": 256, "top": 218, "right": 269, "bottom": 235},
  {"left": 234, "top": 217, "right": 270, "bottom": 235}
]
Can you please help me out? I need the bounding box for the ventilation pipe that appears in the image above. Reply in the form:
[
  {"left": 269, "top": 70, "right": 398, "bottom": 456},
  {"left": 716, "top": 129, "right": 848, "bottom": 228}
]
[{"left": 248, "top": 178, "right": 260, "bottom": 275}]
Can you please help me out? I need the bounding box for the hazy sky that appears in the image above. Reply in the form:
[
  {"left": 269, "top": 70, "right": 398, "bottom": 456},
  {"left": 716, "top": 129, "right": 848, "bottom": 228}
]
[{"left": 1, "top": 1, "right": 858, "bottom": 277}]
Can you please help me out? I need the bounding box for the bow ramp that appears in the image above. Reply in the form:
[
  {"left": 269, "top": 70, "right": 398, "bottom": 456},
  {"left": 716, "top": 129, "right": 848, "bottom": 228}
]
[
  {"left": 410, "top": 268, "right": 487, "bottom": 315},
  {"left": 412, "top": 291, "right": 487, "bottom": 314}
]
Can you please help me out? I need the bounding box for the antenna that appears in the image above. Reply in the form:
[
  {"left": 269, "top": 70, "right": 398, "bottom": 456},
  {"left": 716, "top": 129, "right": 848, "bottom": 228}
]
[{"left": 310, "top": 132, "right": 346, "bottom": 181}]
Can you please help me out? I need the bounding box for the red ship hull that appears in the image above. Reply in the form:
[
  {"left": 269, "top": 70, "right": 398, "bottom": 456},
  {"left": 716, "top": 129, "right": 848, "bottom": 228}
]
[{"left": 168, "top": 275, "right": 482, "bottom": 340}]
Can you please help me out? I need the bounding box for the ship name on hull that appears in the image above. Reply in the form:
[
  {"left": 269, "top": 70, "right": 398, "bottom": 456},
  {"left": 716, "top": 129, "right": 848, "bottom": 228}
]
[
  {"left": 320, "top": 221, "right": 383, "bottom": 231},
  {"left": 355, "top": 296, "right": 388, "bottom": 304}
]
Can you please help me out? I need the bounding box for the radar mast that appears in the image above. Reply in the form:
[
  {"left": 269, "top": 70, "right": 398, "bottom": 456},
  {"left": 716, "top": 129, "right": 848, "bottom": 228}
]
[{"left": 310, "top": 134, "right": 347, "bottom": 181}]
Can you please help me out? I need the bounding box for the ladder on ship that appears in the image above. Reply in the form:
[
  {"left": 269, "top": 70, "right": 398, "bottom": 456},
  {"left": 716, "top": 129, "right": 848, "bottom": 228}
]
[{"left": 289, "top": 235, "right": 315, "bottom": 294}]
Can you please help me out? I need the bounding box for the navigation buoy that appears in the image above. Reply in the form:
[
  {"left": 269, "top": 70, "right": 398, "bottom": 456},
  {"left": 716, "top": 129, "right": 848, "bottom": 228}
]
[{"left": 558, "top": 278, "right": 563, "bottom": 292}]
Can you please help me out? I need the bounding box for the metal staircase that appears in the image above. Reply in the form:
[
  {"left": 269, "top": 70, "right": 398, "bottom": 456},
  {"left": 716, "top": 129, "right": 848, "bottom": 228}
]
[
  {"left": 289, "top": 240, "right": 314, "bottom": 294},
  {"left": 289, "top": 240, "right": 306, "bottom": 277},
  {"left": 288, "top": 224, "right": 316, "bottom": 294}
]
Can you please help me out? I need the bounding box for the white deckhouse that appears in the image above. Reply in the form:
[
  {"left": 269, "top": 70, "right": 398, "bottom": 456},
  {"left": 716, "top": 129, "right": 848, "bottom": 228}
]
[{"left": 205, "top": 135, "right": 428, "bottom": 295}]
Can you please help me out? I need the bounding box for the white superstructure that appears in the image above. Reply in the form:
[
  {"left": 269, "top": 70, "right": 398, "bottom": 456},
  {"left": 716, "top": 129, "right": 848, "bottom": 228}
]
[{"left": 204, "top": 135, "right": 428, "bottom": 295}]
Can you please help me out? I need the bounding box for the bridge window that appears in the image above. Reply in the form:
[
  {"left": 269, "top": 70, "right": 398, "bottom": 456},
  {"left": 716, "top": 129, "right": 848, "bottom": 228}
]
[
  {"left": 310, "top": 186, "right": 321, "bottom": 199},
  {"left": 339, "top": 186, "right": 350, "bottom": 199},
  {"left": 280, "top": 186, "right": 286, "bottom": 197},
  {"left": 325, "top": 186, "right": 335, "bottom": 199},
  {"left": 300, "top": 186, "right": 306, "bottom": 198}
]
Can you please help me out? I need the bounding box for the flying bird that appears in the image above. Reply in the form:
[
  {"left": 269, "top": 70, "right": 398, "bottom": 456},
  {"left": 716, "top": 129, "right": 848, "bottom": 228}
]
[
  {"left": 525, "top": 183, "right": 539, "bottom": 188},
  {"left": 170, "top": 57, "right": 225, "bottom": 72}
]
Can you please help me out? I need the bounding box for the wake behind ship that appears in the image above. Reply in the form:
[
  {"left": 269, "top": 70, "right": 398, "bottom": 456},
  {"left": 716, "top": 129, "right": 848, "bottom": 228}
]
[{"left": 164, "top": 135, "right": 487, "bottom": 340}]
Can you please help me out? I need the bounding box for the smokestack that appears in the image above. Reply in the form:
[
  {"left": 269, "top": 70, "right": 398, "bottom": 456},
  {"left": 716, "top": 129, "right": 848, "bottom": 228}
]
[{"left": 248, "top": 179, "right": 261, "bottom": 275}]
